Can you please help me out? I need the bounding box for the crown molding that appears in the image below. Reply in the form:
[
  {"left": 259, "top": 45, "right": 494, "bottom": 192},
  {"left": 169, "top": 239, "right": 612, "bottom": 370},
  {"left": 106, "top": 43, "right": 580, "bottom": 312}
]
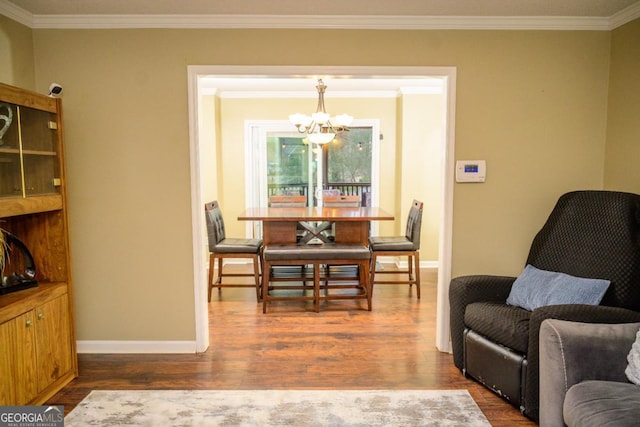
[
  {"left": 27, "top": 14, "right": 613, "bottom": 31},
  {"left": 609, "top": 1, "right": 640, "bottom": 29},
  {"left": 219, "top": 90, "right": 402, "bottom": 99},
  {"left": 399, "top": 86, "right": 443, "bottom": 95},
  {"left": 1, "top": 0, "right": 638, "bottom": 31},
  {"left": 0, "top": 0, "right": 32, "bottom": 27}
]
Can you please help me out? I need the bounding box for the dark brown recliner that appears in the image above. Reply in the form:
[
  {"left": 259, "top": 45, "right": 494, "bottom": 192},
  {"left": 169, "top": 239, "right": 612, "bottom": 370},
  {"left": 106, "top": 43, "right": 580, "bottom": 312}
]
[{"left": 449, "top": 190, "right": 640, "bottom": 421}]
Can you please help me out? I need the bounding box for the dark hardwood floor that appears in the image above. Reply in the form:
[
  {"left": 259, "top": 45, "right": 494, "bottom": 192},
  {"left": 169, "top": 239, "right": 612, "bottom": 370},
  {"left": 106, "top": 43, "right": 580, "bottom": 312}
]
[{"left": 48, "top": 266, "right": 536, "bottom": 426}]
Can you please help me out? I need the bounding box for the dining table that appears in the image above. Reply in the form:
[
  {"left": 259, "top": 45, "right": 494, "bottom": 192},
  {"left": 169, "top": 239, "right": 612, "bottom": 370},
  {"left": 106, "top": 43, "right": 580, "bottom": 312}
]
[{"left": 238, "top": 206, "right": 394, "bottom": 246}]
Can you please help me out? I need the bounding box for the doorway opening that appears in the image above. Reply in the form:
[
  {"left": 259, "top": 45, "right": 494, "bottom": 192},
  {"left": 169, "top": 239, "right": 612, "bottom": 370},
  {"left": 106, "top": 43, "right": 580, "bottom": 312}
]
[{"left": 187, "top": 66, "right": 457, "bottom": 353}]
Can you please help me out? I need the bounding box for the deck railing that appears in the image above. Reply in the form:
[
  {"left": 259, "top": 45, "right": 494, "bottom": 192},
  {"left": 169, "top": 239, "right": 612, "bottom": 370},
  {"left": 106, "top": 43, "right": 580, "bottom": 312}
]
[{"left": 268, "top": 183, "right": 372, "bottom": 206}]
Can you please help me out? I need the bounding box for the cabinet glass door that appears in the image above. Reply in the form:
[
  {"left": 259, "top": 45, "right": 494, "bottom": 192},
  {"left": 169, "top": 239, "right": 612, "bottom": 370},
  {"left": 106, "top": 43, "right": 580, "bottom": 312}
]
[
  {"left": 0, "top": 102, "right": 22, "bottom": 198},
  {"left": 0, "top": 103, "right": 60, "bottom": 198},
  {"left": 19, "top": 107, "right": 59, "bottom": 196}
]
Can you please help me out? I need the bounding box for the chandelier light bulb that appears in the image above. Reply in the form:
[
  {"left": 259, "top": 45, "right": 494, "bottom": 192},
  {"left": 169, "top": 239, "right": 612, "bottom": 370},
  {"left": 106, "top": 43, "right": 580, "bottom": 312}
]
[
  {"left": 334, "top": 114, "right": 353, "bottom": 127},
  {"left": 289, "top": 113, "right": 305, "bottom": 126},
  {"left": 308, "top": 132, "right": 335, "bottom": 144}
]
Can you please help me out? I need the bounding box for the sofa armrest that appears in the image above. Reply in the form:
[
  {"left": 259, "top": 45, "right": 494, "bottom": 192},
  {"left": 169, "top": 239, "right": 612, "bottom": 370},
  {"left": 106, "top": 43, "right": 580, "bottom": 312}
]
[
  {"left": 539, "top": 319, "right": 640, "bottom": 427},
  {"left": 524, "top": 304, "right": 640, "bottom": 420},
  {"left": 449, "top": 275, "right": 516, "bottom": 370}
]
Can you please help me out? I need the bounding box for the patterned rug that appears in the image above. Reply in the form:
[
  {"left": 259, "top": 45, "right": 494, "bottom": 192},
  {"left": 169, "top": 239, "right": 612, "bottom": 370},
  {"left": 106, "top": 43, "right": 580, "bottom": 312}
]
[{"left": 64, "top": 389, "right": 491, "bottom": 426}]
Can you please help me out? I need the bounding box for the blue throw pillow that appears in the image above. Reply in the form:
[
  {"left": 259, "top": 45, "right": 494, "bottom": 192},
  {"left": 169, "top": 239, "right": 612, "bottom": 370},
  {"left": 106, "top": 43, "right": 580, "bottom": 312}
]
[{"left": 506, "top": 264, "right": 610, "bottom": 311}]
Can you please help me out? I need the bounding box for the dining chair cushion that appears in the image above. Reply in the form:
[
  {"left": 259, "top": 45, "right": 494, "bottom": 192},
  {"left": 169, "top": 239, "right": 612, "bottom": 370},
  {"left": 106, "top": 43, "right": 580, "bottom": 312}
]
[
  {"left": 264, "top": 244, "right": 370, "bottom": 261},
  {"left": 213, "top": 238, "right": 262, "bottom": 254},
  {"left": 368, "top": 235, "right": 415, "bottom": 251}
]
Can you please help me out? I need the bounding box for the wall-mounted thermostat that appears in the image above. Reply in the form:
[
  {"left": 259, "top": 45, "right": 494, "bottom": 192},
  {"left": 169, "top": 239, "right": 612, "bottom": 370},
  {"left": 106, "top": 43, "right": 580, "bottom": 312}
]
[{"left": 456, "top": 160, "right": 486, "bottom": 183}]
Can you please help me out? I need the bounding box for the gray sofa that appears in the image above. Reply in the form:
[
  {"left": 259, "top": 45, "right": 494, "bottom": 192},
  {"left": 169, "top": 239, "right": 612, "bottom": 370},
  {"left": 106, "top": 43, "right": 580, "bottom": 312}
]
[{"left": 539, "top": 319, "right": 640, "bottom": 427}]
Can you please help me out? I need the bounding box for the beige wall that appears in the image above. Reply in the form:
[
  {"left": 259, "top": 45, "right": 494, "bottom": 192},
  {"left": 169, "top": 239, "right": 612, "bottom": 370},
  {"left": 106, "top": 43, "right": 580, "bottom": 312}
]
[
  {"left": 604, "top": 19, "right": 640, "bottom": 193},
  {"left": 198, "top": 94, "right": 219, "bottom": 264},
  {"left": 10, "top": 27, "right": 613, "bottom": 342},
  {"left": 398, "top": 92, "right": 444, "bottom": 262},
  {"left": 199, "top": 94, "right": 218, "bottom": 206},
  {"left": 0, "top": 15, "right": 35, "bottom": 89}
]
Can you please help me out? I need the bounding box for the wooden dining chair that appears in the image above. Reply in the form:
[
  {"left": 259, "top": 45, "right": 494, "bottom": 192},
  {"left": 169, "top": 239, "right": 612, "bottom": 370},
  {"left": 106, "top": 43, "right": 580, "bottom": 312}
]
[
  {"left": 268, "top": 195, "right": 306, "bottom": 207},
  {"left": 323, "top": 195, "right": 361, "bottom": 207},
  {"left": 321, "top": 194, "right": 363, "bottom": 281},
  {"left": 369, "top": 200, "right": 423, "bottom": 298},
  {"left": 205, "top": 201, "right": 263, "bottom": 301},
  {"left": 269, "top": 194, "right": 308, "bottom": 241},
  {"left": 322, "top": 194, "right": 361, "bottom": 244},
  {"left": 268, "top": 194, "right": 310, "bottom": 277}
]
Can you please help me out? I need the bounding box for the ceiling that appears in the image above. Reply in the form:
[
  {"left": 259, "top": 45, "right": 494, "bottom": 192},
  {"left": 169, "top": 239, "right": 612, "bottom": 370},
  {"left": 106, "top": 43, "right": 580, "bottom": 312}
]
[{"left": 2, "top": 0, "right": 640, "bottom": 30}]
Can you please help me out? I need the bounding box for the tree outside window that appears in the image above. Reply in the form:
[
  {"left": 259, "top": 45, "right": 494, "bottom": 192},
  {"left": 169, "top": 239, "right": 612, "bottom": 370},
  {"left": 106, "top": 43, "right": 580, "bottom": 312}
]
[
  {"left": 326, "top": 127, "right": 372, "bottom": 185},
  {"left": 266, "top": 127, "right": 373, "bottom": 201}
]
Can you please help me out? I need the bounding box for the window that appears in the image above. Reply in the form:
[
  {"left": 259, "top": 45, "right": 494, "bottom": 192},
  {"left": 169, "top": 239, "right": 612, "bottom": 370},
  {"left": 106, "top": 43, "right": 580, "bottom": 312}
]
[
  {"left": 267, "top": 136, "right": 310, "bottom": 197},
  {"left": 326, "top": 127, "right": 372, "bottom": 185},
  {"left": 267, "top": 127, "right": 373, "bottom": 204}
]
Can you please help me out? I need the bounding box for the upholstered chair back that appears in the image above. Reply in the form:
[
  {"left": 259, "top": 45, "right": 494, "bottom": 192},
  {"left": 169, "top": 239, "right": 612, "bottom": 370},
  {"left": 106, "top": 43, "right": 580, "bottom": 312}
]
[
  {"left": 405, "top": 200, "right": 424, "bottom": 250},
  {"left": 205, "top": 201, "right": 226, "bottom": 251},
  {"left": 526, "top": 190, "right": 640, "bottom": 311}
]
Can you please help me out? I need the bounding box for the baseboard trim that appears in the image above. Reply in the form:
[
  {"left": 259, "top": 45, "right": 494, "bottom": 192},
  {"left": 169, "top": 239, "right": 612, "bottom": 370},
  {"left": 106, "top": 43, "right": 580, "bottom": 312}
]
[
  {"left": 377, "top": 256, "right": 438, "bottom": 269},
  {"left": 77, "top": 340, "right": 198, "bottom": 354}
]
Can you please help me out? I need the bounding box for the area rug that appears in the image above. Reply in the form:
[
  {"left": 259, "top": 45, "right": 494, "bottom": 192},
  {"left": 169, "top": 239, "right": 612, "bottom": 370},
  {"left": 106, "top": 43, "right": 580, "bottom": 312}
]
[{"left": 65, "top": 389, "right": 491, "bottom": 426}]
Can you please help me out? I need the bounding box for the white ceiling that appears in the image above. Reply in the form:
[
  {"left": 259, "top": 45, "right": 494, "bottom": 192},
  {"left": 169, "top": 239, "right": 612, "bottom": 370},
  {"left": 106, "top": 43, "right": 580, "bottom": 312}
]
[{"left": 2, "top": 0, "right": 640, "bottom": 30}]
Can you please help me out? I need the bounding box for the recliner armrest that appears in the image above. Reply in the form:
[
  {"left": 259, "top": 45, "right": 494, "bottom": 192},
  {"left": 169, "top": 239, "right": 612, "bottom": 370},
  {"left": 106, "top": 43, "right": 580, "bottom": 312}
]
[
  {"left": 449, "top": 275, "right": 517, "bottom": 369},
  {"left": 450, "top": 275, "right": 516, "bottom": 302},
  {"left": 539, "top": 319, "right": 640, "bottom": 427}
]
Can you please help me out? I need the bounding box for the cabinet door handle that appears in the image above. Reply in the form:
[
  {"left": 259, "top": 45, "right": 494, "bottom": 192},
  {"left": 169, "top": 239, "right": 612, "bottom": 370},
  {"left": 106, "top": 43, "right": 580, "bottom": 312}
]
[
  {"left": 37, "top": 311, "right": 44, "bottom": 320},
  {"left": 26, "top": 317, "right": 32, "bottom": 327}
]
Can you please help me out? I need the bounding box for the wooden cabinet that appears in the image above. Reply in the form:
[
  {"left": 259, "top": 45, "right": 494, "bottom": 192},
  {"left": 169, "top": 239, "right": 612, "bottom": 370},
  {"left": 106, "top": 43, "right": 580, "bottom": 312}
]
[
  {"left": 0, "top": 311, "right": 36, "bottom": 404},
  {"left": 0, "top": 83, "right": 77, "bottom": 405},
  {"left": 0, "top": 288, "right": 73, "bottom": 405},
  {"left": 35, "top": 293, "right": 73, "bottom": 393}
]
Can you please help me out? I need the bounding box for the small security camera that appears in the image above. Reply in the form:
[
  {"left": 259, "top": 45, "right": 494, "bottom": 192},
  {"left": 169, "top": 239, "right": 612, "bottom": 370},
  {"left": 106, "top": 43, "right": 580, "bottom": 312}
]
[{"left": 48, "top": 83, "right": 63, "bottom": 97}]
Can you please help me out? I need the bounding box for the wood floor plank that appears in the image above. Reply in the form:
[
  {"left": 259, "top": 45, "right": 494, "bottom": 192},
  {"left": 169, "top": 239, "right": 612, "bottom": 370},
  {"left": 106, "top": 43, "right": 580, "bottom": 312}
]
[{"left": 47, "top": 266, "right": 536, "bottom": 426}]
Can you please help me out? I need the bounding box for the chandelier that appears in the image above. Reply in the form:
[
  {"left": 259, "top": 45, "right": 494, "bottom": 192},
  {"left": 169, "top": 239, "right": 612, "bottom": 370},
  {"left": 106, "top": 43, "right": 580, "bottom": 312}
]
[{"left": 289, "top": 79, "right": 353, "bottom": 144}]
